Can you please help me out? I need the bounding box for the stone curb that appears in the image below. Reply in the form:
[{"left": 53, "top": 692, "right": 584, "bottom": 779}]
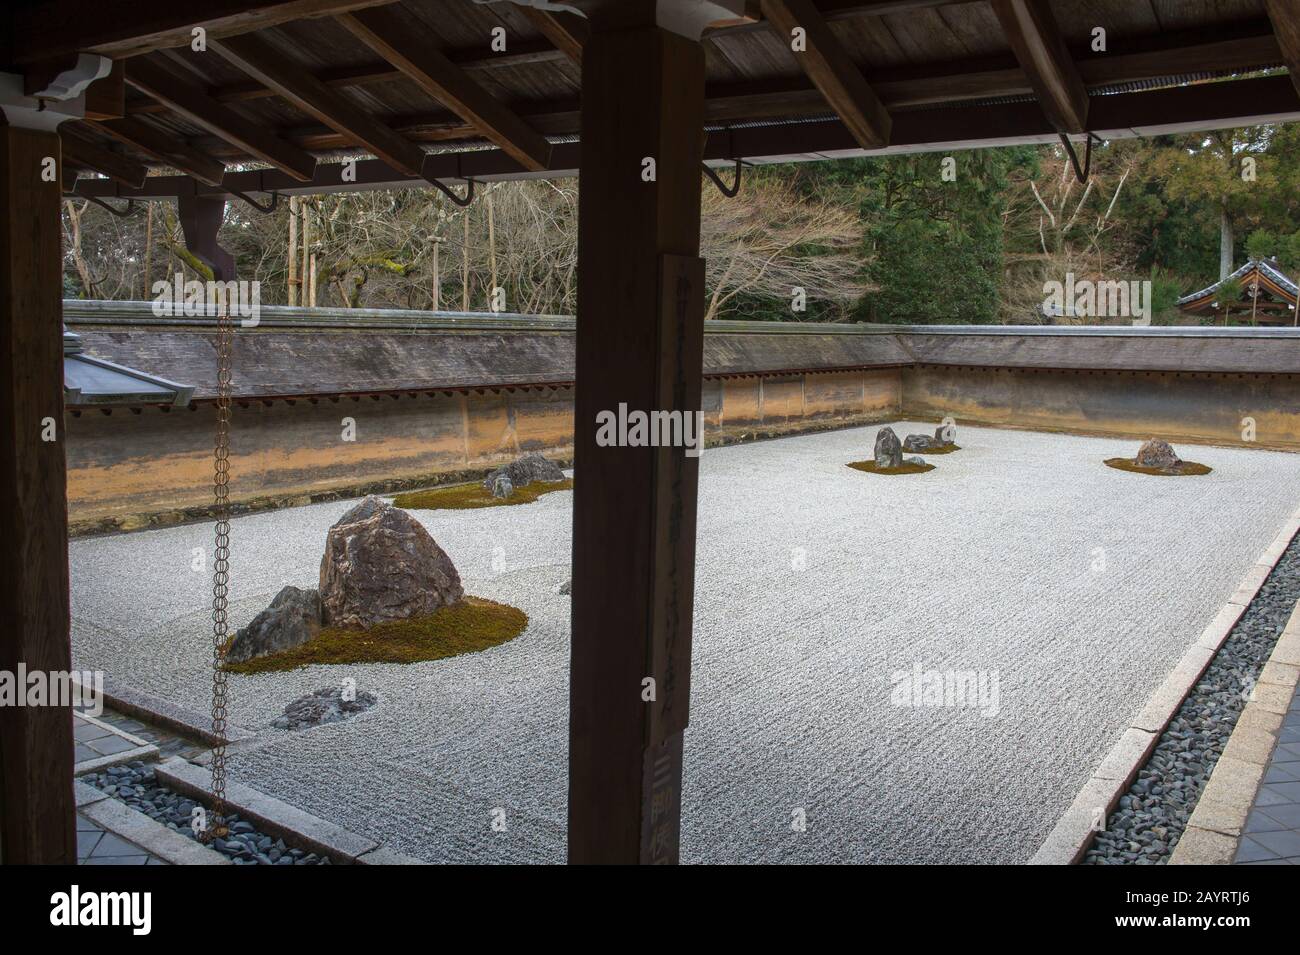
[
  {"left": 75, "top": 779, "right": 231, "bottom": 865},
  {"left": 155, "top": 756, "right": 420, "bottom": 864},
  {"left": 1169, "top": 601, "right": 1300, "bottom": 865},
  {"left": 1030, "top": 507, "right": 1300, "bottom": 865},
  {"left": 75, "top": 674, "right": 255, "bottom": 748}
]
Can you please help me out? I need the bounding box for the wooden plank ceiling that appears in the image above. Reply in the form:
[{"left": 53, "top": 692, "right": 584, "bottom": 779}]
[{"left": 8, "top": 0, "right": 1294, "bottom": 197}]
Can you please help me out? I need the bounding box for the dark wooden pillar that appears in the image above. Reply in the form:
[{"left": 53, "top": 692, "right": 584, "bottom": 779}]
[
  {"left": 568, "top": 9, "right": 707, "bottom": 864},
  {"left": 0, "top": 124, "right": 76, "bottom": 864}
]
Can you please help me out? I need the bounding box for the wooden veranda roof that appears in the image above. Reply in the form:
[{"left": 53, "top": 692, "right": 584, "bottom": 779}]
[{"left": 10, "top": 0, "right": 1300, "bottom": 200}]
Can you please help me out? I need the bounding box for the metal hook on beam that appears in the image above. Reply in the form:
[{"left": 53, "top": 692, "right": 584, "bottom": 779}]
[
  {"left": 1059, "top": 132, "right": 1102, "bottom": 184},
  {"left": 431, "top": 177, "right": 475, "bottom": 208},
  {"left": 230, "top": 190, "right": 280, "bottom": 215},
  {"left": 702, "top": 159, "right": 745, "bottom": 198},
  {"left": 76, "top": 195, "right": 137, "bottom": 218}
]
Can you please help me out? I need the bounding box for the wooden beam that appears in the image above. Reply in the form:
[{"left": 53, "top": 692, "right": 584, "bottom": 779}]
[
  {"left": 991, "top": 0, "right": 1088, "bottom": 134},
  {"left": 569, "top": 18, "right": 705, "bottom": 866},
  {"left": 209, "top": 31, "right": 428, "bottom": 179},
  {"left": 126, "top": 55, "right": 316, "bottom": 181},
  {"left": 69, "top": 74, "right": 1300, "bottom": 199},
  {"left": 59, "top": 134, "right": 148, "bottom": 187},
  {"left": 758, "top": 0, "right": 891, "bottom": 148},
  {"left": 83, "top": 61, "right": 126, "bottom": 120},
  {"left": 1265, "top": 0, "right": 1300, "bottom": 97},
  {"left": 90, "top": 116, "right": 227, "bottom": 186},
  {"left": 337, "top": 7, "right": 552, "bottom": 172},
  {"left": 0, "top": 125, "right": 77, "bottom": 865},
  {"left": 6, "top": 0, "right": 395, "bottom": 64},
  {"left": 518, "top": 7, "right": 589, "bottom": 65}
]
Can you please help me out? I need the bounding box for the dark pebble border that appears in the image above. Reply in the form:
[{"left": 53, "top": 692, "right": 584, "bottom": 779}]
[
  {"left": 1083, "top": 535, "right": 1300, "bottom": 865},
  {"left": 85, "top": 763, "right": 331, "bottom": 865}
]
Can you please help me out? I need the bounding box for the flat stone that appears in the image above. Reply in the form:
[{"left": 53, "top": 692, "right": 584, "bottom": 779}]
[
  {"left": 1227, "top": 563, "right": 1272, "bottom": 608},
  {"left": 1169, "top": 826, "right": 1238, "bottom": 865},
  {"left": 1094, "top": 728, "right": 1157, "bottom": 783},
  {"left": 1184, "top": 798, "right": 1249, "bottom": 838},
  {"left": 1198, "top": 755, "right": 1266, "bottom": 811},
  {"left": 1221, "top": 723, "right": 1281, "bottom": 766},
  {"left": 1194, "top": 603, "right": 1246, "bottom": 651},
  {"left": 1029, "top": 775, "right": 1125, "bottom": 865}
]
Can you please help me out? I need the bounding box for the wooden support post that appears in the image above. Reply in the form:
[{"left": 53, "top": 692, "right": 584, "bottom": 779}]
[
  {"left": 568, "top": 11, "right": 708, "bottom": 865},
  {"left": 0, "top": 125, "right": 76, "bottom": 864}
]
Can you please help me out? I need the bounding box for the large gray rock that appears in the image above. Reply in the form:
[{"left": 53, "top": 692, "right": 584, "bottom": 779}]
[
  {"left": 481, "top": 453, "right": 565, "bottom": 498},
  {"left": 226, "top": 586, "right": 321, "bottom": 664},
  {"left": 903, "top": 433, "right": 939, "bottom": 453},
  {"left": 874, "top": 427, "right": 903, "bottom": 469},
  {"left": 1135, "top": 439, "right": 1181, "bottom": 471},
  {"left": 935, "top": 423, "right": 957, "bottom": 444},
  {"left": 319, "top": 496, "right": 463, "bottom": 629}
]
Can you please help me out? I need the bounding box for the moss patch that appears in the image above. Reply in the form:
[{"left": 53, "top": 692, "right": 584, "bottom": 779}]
[
  {"left": 393, "top": 478, "right": 573, "bottom": 511},
  {"left": 847, "top": 460, "right": 936, "bottom": 476},
  {"left": 919, "top": 443, "right": 961, "bottom": 455},
  {"left": 224, "top": 597, "right": 527, "bottom": 674},
  {"left": 1104, "top": 458, "right": 1212, "bottom": 477}
]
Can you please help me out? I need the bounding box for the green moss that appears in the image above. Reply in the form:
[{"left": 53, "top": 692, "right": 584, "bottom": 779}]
[
  {"left": 224, "top": 597, "right": 528, "bottom": 674},
  {"left": 847, "top": 459, "right": 936, "bottom": 476},
  {"left": 921, "top": 443, "right": 961, "bottom": 455},
  {"left": 1104, "top": 458, "right": 1212, "bottom": 477},
  {"left": 393, "top": 478, "right": 573, "bottom": 511}
]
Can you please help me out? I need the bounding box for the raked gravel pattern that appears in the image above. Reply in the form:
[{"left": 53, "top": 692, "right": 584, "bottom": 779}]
[
  {"left": 69, "top": 423, "right": 1300, "bottom": 864},
  {"left": 1082, "top": 536, "right": 1300, "bottom": 865}
]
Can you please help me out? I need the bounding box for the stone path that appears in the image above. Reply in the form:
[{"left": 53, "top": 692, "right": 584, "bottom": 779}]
[
  {"left": 77, "top": 812, "right": 167, "bottom": 865},
  {"left": 1236, "top": 680, "right": 1300, "bottom": 863}
]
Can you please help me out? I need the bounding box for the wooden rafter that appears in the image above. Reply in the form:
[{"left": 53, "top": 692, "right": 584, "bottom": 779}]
[
  {"left": 758, "top": 0, "right": 891, "bottom": 148},
  {"left": 991, "top": 0, "right": 1088, "bottom": 134},
  {"left": 59, "top": 135, "right": 149, "bottom": 187},
  {"left": 337, "top": 7, "right": 552, "bottom": 171},
  {"left": 209, "top": 30, "right": 429, "bottom": 179},
  {"left": 7, "top": 0, "right": 396, "bottom": 64},
  {"left": 517, "top": 7, "right": 588, "bottom": 65},
  {"left": 1265, "top": 0, "right": 1300, "bottom": 97},
  {"left": 89, "top": 117, "right": 227, "bottom": 186},
  {"left": 126, "top": 56, "right": 317, "bottom": 181}
]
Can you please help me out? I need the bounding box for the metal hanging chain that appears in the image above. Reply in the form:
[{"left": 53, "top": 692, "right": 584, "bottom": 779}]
[{"left": 205, "top": 303, "right": 234, "bottom": 841}]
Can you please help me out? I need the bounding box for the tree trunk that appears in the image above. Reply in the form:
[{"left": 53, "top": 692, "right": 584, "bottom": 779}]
[{"left": 1219, "top": 206, "right": 1234, "bottom": 281}]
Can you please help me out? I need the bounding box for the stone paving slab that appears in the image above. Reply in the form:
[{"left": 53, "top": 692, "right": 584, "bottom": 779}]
[{"left": 73, "top": 711, "right": 159, "bottom": 775}]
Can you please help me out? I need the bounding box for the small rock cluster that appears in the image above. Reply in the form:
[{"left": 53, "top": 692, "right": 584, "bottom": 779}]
[
  {"left": 272, "top": 685, "right": 378, "bottom": 731},
  {"left": 903, "top": 425, "right": 954, "bottom": 453},
  {"left": 227, "top": 496, "right": 462, "bottom": 662},
  {"left": 84, "top": 762, "right": 331, "bottom": 865},
  {"left": 482, "top": 452, "right": 566, "bottom": 500},
  {"left": 874, "top": 426, "right": 940, "bottom": 469},
  {"left": 1083, "top": 536, "right": 1300, "bottom": 864}
]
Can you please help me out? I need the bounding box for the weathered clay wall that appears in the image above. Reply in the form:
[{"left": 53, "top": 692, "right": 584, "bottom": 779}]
[
  {"left": 903, "top": 366, "right": 1300, "bottom": 450},
  {"left": 67, "top": 368, "right": 902, "bottom": 532}
]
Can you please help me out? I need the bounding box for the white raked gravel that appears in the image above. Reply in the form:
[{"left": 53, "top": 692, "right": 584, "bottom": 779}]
[{"left": 69, "top": 423, "right": 1300, "bottom": 863}]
